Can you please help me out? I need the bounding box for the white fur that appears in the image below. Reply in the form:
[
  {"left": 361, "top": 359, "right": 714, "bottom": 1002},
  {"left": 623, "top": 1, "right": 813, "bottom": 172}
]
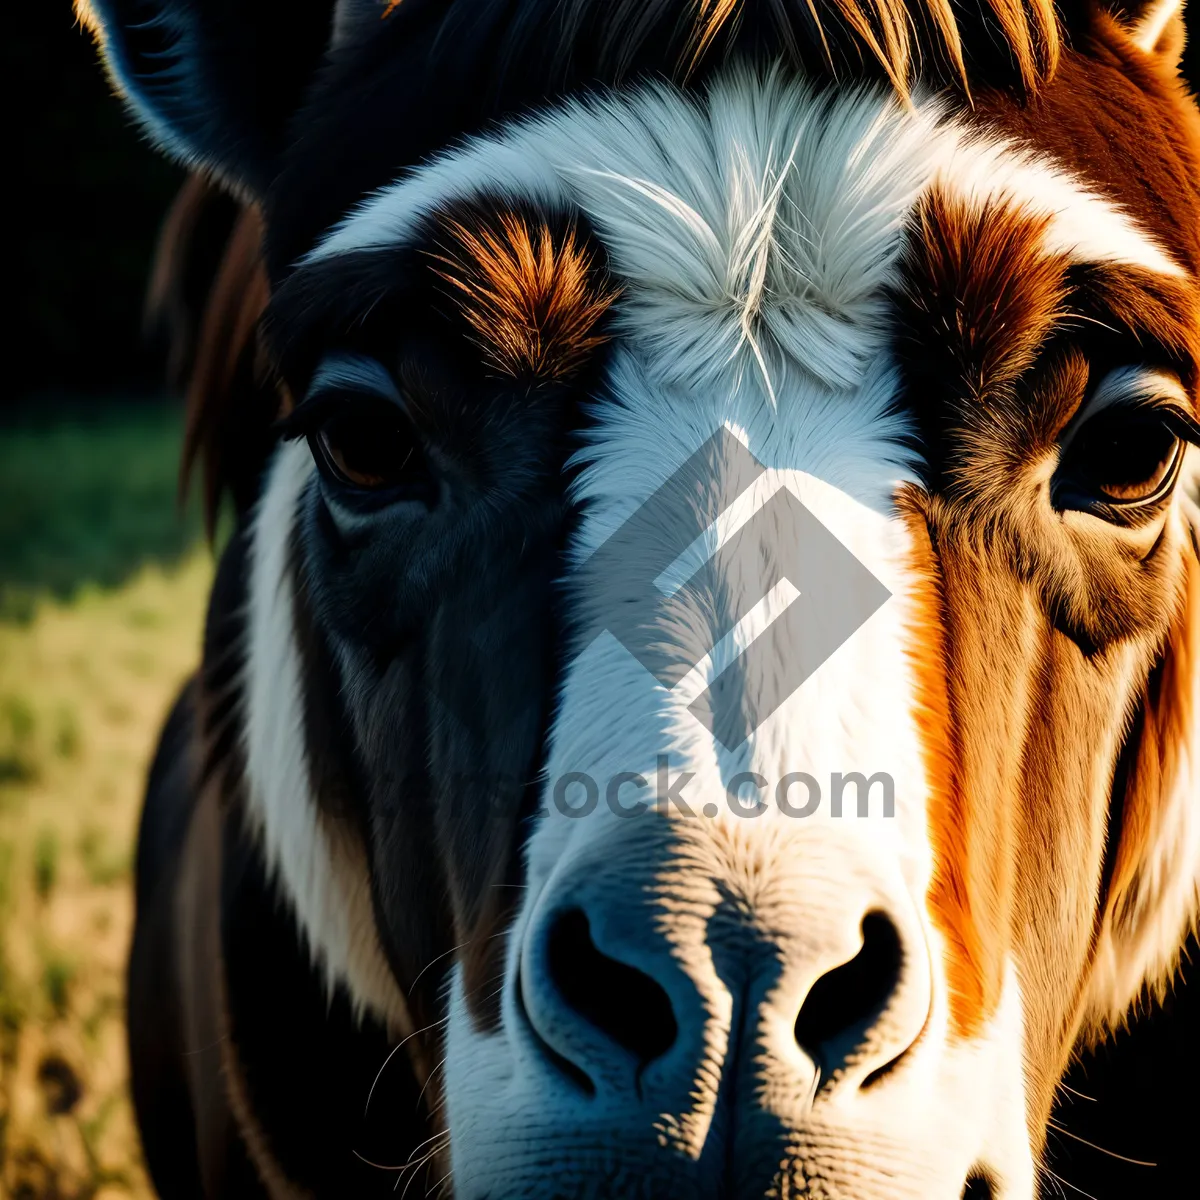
[
  {"left": 931, "top": 127, "right": 1185, "bottom": 277},
  {"left": 244, "top": 440, "right": 412, "bottom": 1032},
  {"left": 333, "top": 73, "right": 1039, "bottom": 1197},
  {"left": 278, "top": 65, "right": 1190, "bottom": 1199},
  {"left": 309, "top": 74, "right": 1184, "bottom": 285}
]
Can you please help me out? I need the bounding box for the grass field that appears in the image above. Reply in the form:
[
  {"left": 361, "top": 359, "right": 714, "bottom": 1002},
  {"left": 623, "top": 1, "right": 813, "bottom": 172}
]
[{"left": 0, "top": 403, "right": 211, "bottom": 1199}]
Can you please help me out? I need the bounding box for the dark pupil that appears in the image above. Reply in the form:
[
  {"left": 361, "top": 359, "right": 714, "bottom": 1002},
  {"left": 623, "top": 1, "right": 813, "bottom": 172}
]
[
  {"left": 317, "top": 400, "right": 422, "bottom": 490},
  {"left": 1071, "top": 409, "right": 1178, "bottom": 502}
]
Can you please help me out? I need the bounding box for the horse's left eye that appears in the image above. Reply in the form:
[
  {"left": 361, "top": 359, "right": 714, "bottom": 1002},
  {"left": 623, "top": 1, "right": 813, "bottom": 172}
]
[
  {"left": 1056, "top": 405, "right": 1183, "bottom": 510},
  {"left": 308, "top": 397, "right": 434, "bottom": 500}
]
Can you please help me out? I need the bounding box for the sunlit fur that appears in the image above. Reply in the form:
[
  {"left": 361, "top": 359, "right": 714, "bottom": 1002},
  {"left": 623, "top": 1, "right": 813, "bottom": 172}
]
[
  {"left": 294, "top": 67, "right": 1197, "bottom": 1193},
  {"left": 80, "top": 0, "right": 1200, "bottom": 1195},
  {"left": 431, "top": 210, "right": 618, "bottom": 382}
]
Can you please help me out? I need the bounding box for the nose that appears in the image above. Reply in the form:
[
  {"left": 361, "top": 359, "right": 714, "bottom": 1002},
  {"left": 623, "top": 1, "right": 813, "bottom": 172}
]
[
  {"left": 540, "top": 909, "right": 679, "bottom": 1087},
  {"left": 518, "top": 881, "right": 928, "bottom": 1103},
  {"left": 793, "top": 909, "right": 906, "bottom": 1079}
]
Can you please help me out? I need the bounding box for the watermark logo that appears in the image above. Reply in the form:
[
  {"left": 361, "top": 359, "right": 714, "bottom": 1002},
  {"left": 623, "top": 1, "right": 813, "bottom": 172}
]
[
  {"left": 430, "top": 427, "right": 891, "bottom": 752},
  {"left": 548, "top": 762, "right": 896, "bottom": 821},
  {"left": 435, "top": 764, "right": 896, "bottom": 822},
  {"left": 576, "top": 428, "right": 891, "bottom": 748}
]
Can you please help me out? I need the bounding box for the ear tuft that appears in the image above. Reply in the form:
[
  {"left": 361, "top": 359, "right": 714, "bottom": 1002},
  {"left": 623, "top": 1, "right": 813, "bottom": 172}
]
[{"left": 78, "top": 0, "right": 335, "bottom": 197}]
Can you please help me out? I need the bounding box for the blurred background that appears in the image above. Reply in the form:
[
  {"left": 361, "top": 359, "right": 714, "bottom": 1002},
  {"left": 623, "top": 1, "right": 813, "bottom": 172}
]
[
  {"left": 2, "top": 4, "right": 1198, "bottom": 1198},
  {"left": 4, "top": 7, "right": 198, "bottom": 1197}
]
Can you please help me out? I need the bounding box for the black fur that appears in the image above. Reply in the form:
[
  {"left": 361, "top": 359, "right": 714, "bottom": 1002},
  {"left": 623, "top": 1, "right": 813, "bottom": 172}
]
[
  {"left": 218, "top": 800, "right": 426, "bottom": 1195},
  {"left": 128, "top": 523, "right": 435, "bottom": 1197},
  {"left": 128, "top": 199, "right": 614, "bottom": 1178},
  {"left": 96, "top": 2, "right": 1200, "bottom": 1194},
  {"left": 127, "top": 680, "right": 210, "bottom": 1200},
  {"left": 278, "top": 212, "right": 610, "bottom": 1025}
]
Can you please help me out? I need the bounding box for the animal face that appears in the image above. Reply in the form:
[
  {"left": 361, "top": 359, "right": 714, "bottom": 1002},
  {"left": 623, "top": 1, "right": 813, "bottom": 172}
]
[{"left": 84, "top": 1, "right": 1200, "bottom": 1196}]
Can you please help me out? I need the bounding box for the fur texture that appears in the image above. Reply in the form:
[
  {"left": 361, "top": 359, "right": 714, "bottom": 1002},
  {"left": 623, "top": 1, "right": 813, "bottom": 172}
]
[{"left": 80, "top": 0, "right": 1200, "bottom": 1196}]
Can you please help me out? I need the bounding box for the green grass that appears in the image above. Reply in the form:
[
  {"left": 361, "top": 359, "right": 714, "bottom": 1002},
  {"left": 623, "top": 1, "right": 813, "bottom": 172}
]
[
  {"left": 0, "top": 399, "right": 212, "bottom": 1197},
  {"left": 32, "top": 829, "right": 59, "bottom": 902},
  {"left": 78, "top": 824, "right": 129, "bottom": 888},
  {"left": 0, "top": 697, "right": 38, "bottom": 786},
  {"left": 41, "top": 949, "right": 75, "bottom": 1020},
  {"left": 0, "top": 404, "right": 201, "bottom": 620}
]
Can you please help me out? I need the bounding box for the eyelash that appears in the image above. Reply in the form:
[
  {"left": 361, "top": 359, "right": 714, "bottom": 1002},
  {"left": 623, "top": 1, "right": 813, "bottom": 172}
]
[{"left": 278, "top": 389, "right": 362, "bottom": 441}]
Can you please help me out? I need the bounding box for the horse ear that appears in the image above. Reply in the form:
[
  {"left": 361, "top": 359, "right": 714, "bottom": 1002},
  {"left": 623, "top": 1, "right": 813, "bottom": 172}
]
[
  {"left": 1085, "top": 449, "right": 1200, "bottom": 1034},
  {"left": 1114, "top": 0, "right": 1188, "bottom": 67},
  {"left": 76, "top": 1, "right": 336, "bottom": 197}
]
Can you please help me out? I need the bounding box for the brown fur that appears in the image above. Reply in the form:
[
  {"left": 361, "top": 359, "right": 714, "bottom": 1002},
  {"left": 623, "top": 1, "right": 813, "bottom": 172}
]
[
  {"left": 903, "top": 193, "right": 1068, "bottom": 429},
  {"left": 146, "top": 180, "right": 281, "bottom": 534},
  {"left": 893, "top": 79, "right": 1200, "bottom": 1125},
  {"left": 899, "top": 496, "right": 996, "bottom": 1039},
  {"left": 1105, "top": 549, "right": 1199, "bottom": 947},
  {"left": 430, "top": 210, "right": 618, "bottom": 384},
  {"left": 144, "top": 176, "right": 240, "bottom": 394},
  {"left": 118, "top": 0, "right": 1200, "bottom": 1183}
]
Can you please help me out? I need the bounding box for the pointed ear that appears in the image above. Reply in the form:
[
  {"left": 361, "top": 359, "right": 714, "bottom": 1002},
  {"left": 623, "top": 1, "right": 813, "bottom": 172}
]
[
  {"left": 1116, "top": 0, "right": 1189, "bottom": 67},
  {"left": 1085, "top": 448, "right": 1200, "bottom": 1034},
  {"left": 76, "top": 0, "right": 336, "bottom": 197}
]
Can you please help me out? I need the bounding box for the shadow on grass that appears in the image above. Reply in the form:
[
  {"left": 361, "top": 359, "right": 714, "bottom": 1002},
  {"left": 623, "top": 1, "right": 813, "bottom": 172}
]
[{"left": 0, "top": 398, "right": 202, "bottom": 622}]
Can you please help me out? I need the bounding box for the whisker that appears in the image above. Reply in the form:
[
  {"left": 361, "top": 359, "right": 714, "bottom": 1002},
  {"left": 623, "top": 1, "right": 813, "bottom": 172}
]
[
  {"left": 1039, "top": 1165, "right": 1099, "bottom": 1200},
  {"left": 401, "top": 1128, "right": 452, "bottom": 1166},
  {"left": 426, "top": 1166, "right": 455, "bottom": 1199},
  {"left": 399, "top": 1134, "right": 451, "bottom": 1199},
  {"left": 1047, "top": 1119, "right": 1156, "bottom": 1167},
  {"left": 352, "top": 1149, "right": 406, "bottom": 1172},
  {"left": 416, "top": 1052, "right": 450, "bottom": 1114},
  {"left": 398, "top": 1151, "right": 436, "bottom": 1197},
  {"left": 410, "top": 939, "right": 474, "bottom": 996},
  {"left": 354, "top": 1128, "right": 449, "bottom": 1188},
  {"left": 1062, "top": 313, "right": 1122, "bottom": 336},
  {"left": 365, "top": 1013, "right": 450, "bottom": 1117}
]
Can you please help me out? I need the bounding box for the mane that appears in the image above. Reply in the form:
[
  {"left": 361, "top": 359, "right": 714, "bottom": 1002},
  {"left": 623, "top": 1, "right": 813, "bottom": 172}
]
[
  {"left": 146, "top": 177, "right": 283, "bottom": 535},
  {"left": 480, "top": 0, "right": 1064, "bottom": 96}
]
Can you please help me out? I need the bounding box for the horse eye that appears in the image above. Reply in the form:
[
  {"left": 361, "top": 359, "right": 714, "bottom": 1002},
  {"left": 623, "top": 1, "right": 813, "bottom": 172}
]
[
  {"left": 1056, "top": 405, "right": 1183, "bottom": 511},
  {"left": 308, "top": 396, "right": 433, "bottom": 500}
]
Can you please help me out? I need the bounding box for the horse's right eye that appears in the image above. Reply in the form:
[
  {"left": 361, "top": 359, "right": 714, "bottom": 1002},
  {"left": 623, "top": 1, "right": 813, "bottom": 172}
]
[
  {"left": 308, "top": 396, "right": 435, "bottom": 503},
  {"left": 1058, "top": 405, "right": 1183, "bottom": 508},
  {"left": 1050, "top": 367, "right": 1200, "bottom": 521}
]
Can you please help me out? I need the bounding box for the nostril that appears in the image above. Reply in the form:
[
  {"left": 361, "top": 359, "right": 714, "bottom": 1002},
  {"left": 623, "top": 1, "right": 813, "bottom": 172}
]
[
  {"left": 794, "top": 911, "right": 903, "bottom": 1076},
  {"left": 962, "top": 1169, "right": 996, "bottom": 1199},
  {"left": 546, "top": 909, "right": 678, "bottom": 1065}
]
